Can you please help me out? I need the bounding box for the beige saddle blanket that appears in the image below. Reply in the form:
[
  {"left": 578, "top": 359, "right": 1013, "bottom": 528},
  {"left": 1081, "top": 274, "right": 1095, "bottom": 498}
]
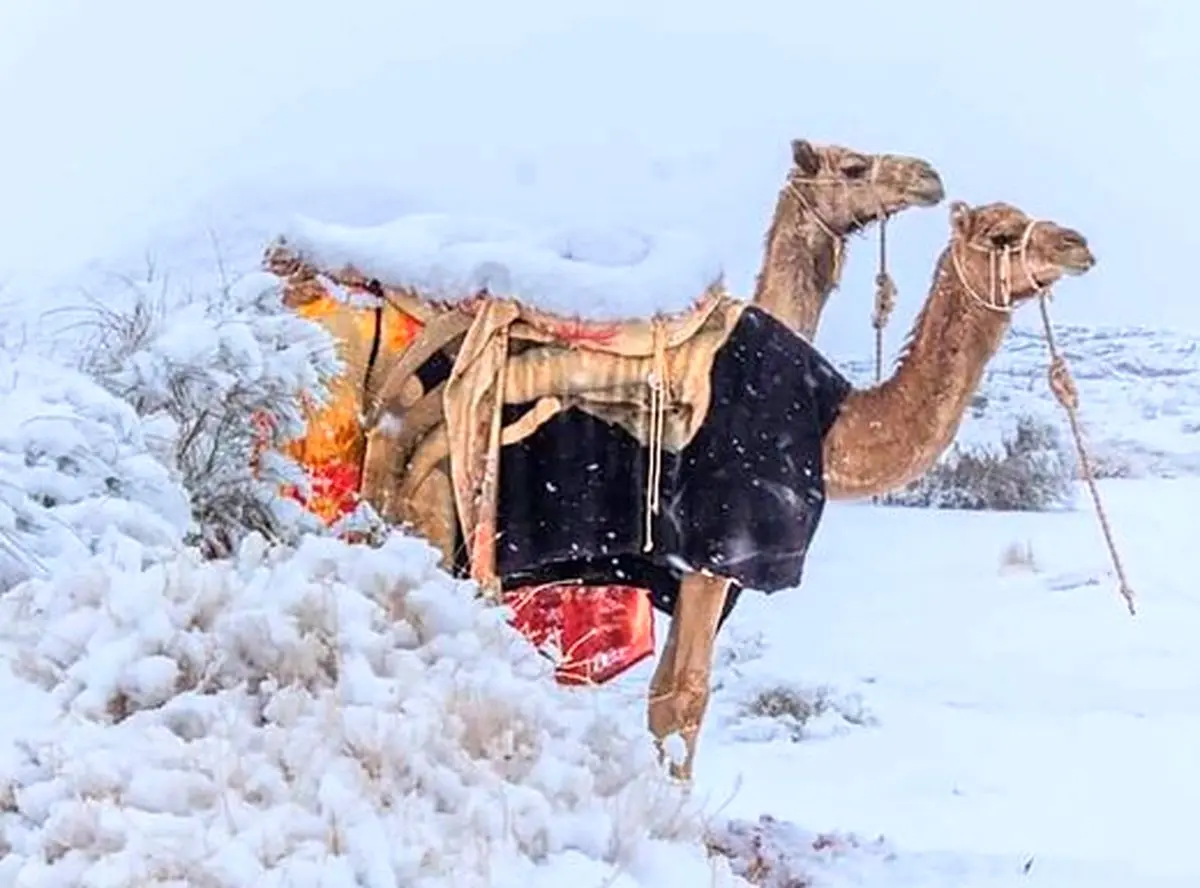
[{"left": 265, "top": 242, "right": 747, "bottom": 589}]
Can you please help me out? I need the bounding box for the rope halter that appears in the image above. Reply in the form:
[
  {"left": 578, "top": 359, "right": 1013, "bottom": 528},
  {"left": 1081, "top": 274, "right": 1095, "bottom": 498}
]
[
  {"left": 784, "top": 156, "right": 890, "bottom": 240},
  {"left": 949, "top": 217, "right": 1046, "bottom": 313}
]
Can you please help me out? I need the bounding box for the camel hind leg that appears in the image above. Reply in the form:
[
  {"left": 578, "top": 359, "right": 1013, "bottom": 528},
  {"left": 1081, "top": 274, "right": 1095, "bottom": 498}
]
[{"left": 647, "top": 571, "right": 732, "bottom": 780}]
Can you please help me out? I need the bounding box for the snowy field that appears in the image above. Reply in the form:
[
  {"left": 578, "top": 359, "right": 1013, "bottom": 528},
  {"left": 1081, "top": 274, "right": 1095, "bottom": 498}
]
[
  {"left": 3, "top": 2, "right": 1199, "bottom": 884},
  {"left": 630, "top": 479, "right": 1200, "bottom": 885},
  {"left": 1, "top": 409, "right": 1196, "bottom": 885},
  {"left": 0, "top": 230, "right": 1194, "bottom": 883}
]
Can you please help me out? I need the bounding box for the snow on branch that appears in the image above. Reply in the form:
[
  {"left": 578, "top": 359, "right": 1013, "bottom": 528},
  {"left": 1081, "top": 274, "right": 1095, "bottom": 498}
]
[
  {"left": 74, "top": 267, "right": 341, "bottom": 555},
  {"left": 0, "top": 352, "right": 192, "bottom": 592}
]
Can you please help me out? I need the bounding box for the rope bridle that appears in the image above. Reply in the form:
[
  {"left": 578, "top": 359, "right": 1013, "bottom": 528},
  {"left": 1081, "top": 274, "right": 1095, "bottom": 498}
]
[
  {"left": 948, "top": 218, "right": 1043, "bottom": 314},
  {"left": 784, "top": 159, "right": 897, "bottom": 382},
  {"left": 948, "top": 218, "right": 1136, "bottom": 616}
]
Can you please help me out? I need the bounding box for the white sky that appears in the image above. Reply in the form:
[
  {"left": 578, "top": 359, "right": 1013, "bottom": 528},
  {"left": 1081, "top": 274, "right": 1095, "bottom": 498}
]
[{"left": 0, "top": 0, "right": 1196, "bottom": 347}]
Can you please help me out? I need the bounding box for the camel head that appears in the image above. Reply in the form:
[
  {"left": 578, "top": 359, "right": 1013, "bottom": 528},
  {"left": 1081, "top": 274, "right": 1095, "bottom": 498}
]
[
  {"left": 947, "top": 201, "right": 1096, "bottom": 308},
  {"left": 787, "top": 138, "right": 946, "bottom": 234}
]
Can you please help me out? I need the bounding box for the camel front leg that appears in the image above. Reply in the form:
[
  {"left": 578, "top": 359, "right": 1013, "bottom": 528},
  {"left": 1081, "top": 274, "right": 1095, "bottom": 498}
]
[{"left": 646, "top": 572, "right": 732, "bottom": 781}]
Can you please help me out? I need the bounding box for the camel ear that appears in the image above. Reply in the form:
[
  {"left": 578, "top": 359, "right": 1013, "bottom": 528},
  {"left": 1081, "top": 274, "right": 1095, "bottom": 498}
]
[
  {"left": 791, "top": 139, "right": 820, "bottom": 175},
  {"left": 949, "top": 200, "right": 973, "bottom": 237}
]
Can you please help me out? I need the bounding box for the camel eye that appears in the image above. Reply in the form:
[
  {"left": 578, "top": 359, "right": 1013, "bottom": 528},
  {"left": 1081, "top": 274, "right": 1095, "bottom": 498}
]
[
  {"left": 990, "top": 232, "right": 1018, "bottom": 248},
  {"left": 842, "top": 161, "right": 869, "bottom": 179}
]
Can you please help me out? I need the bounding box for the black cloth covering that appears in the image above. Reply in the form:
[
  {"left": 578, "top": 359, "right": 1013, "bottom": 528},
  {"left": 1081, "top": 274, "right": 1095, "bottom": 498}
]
[{"left": 433, "top": 306, "right": 853, "bottom": 623}]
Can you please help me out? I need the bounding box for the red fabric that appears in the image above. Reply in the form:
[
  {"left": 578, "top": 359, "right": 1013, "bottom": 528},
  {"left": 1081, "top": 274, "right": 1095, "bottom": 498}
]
[
  {"left": 280, "top": 460, "right": 363, "bottom": 524},
  {"left": 504, "top": 583, "right": 656, "bottom": 685}
]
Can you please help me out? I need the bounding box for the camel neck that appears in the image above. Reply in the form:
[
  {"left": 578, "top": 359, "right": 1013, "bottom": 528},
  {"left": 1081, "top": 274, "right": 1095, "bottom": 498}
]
[
  {"left": 822, "top": 248, "right": 1013, "bottom": 499},
  {"left": 752, "top": 187, "right": 842, "bottom": 340}
]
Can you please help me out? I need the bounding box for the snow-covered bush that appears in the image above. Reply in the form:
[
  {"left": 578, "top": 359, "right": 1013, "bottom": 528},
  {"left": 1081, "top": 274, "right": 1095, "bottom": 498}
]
[
  {"left": 0, "top": 353, "right": 192, "bottom": 592},
  {"left": 0, "top": 532, "right": 742, "bottom": 887},
  {"left": 882, "top": 414, "right": 1076, "bottom": 512},
  {"left": 76, "top": 270, "right": 341, "bottom": 555},
  {"left": 734, "top": 683, "right": 875, "bottom": 743}
]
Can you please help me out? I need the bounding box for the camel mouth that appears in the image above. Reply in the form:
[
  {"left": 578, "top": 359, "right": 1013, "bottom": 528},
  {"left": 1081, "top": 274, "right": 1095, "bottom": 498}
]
[
  {"left": 1045, "top": 226, "right": 1095, "bottom": 277},
  {"left": 908, "top": 171, "right": 946, "bottom": 207},
  {"left": 1059, "top": 246, "right": 1096, "bottom": 276}
]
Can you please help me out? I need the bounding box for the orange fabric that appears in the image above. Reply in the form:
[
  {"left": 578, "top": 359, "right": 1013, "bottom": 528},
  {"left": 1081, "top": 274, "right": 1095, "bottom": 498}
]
[
  {"left": 271, "top": 293, "right": 424, "bottom": 525},
  {"left": 504, "top": 583, "right": 656, "bottom": 685},
  {"left": 259, "top": 282, "right": 655, "bottom": 686}
]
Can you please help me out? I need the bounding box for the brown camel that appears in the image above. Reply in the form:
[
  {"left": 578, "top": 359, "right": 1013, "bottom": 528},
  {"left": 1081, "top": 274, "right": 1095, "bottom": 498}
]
[
  {"left": 262, "top": 195, "right": 1094, "bottom": 784},
  {"left": 753, "top": 139, "right": 944, "bottom": 340},
  {"left": 646, "top": 199, "right": 1095, "bottom": 778}
]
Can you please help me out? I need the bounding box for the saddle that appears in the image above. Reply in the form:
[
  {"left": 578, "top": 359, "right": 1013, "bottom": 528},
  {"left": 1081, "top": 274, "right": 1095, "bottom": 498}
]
[{"left": 264, "top": 240, "right": 745, "bottom": 683}]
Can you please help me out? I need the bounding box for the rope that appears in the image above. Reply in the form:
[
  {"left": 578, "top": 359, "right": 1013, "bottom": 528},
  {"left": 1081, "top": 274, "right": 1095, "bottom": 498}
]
[
  {"left": 1036, "top": 295, "right": 1137, "bottom": 616},
  {"left": 869, "top": 219, "right": 895, "bottom": 508},
  {"left": 872, "top": 218, "right": 897, "bottom": 383},
  {"left": 643, "top": 319, "right": 669, "bottom": 552}
]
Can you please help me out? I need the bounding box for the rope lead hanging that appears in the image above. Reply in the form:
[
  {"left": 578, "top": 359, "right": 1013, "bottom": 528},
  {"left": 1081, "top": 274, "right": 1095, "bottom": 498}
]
[
  {"left": 1038, "top": 294, "right": 1137, "bottom": 616},
  {"left": 872, "top": 217, "right": 897, "bottom": 384}
]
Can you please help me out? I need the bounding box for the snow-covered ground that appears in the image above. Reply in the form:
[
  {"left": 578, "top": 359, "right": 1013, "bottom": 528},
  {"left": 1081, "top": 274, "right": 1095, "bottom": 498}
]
[
  {"left": 1, "top": 426, "right": 1195, "bottom": 884},
  {"left": 635, "top": 478, "right": 1200, "bottom": 884},
  {"left": 2, "top": 5, "right": 1198, "bottom": 883},
  {"left": 0, "top": 269, "right": 1196, "bottom": 883}
]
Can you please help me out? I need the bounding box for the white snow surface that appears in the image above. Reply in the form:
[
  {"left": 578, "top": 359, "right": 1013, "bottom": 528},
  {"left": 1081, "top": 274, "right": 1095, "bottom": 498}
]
[
  {"left": 638, "top": 478, "right": 1200, "bottom": 886},
  {"left": 0, "top": 532, "right": 733, "bottom": 887},
  {"left": 0, "top": 305, "right": 1198, "bottom": 885},
  {"left": 280, "top": 212, "right": 725, "bottom": 320}
]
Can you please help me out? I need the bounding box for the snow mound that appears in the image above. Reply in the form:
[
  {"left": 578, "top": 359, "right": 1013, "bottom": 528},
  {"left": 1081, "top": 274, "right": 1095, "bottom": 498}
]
[
  {"left": 0, "top": 532, "right": 745, "bottom": 887},
  {"left": 708, "top": 816, "right": 895, "bottom": 887},
  {"left": 279, "top": 213, "right": 725, "bottom": 320},
  {"left": 0, "top": 353, "right": 191, "bottom": 592}
]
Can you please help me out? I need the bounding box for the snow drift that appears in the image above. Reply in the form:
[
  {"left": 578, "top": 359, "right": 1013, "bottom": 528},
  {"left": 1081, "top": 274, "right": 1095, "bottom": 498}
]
[{"left": 0, "top": 531, "right": 746, "bottom": 887}]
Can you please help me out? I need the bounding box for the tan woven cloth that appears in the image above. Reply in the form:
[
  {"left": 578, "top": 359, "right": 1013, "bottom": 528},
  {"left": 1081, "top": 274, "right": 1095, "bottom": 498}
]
[
  {"left": 401, "top": 289, "right": 745, "bottom": 592},
  {"left": 263, "top": 241, "right": 746, "bottom": 587}
]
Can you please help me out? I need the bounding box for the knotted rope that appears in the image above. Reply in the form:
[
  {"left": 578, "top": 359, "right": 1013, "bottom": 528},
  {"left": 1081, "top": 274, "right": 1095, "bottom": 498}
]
[
  {"left": 952, "top": 221, "right": 1136, "bottom": 616},
  {"left": 1037, "top": 296, "right": 1136, "bottom": 616},
  {"left": 869, "top": 220, "right": 896, "bottom": 508},
  {"left": 872, "top": 218, "right": 897, "bottom": 383}
]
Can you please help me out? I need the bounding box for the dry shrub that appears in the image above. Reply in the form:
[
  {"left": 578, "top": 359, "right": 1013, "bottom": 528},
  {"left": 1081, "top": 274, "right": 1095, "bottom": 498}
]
[
  {"left": 882, "top": 414, "right": 1076, "bottom": 512},
  {"left": 737, "top": 684, "right": 875, "bottom": 742},
  {"left": 71, "top": 266, "right": 339, "bottom": 555}
]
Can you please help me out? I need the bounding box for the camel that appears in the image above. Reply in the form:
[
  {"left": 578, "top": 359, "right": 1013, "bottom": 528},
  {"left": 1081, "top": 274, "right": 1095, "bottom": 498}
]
[
  {"left": 644, "top": 199, "right": 1095, "bottom": 778},
  {"left": 753, "top": 139, "right": 944, "bottom": 340},
  {"left": 382, "top": 199, "right": 1090, "bottom": 779},
  {"left": 263, "top": 135, "right": 945, "bottom": 565},
  {"left": 263, "top": 190, "right": 1094, "bottom": 783}
]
